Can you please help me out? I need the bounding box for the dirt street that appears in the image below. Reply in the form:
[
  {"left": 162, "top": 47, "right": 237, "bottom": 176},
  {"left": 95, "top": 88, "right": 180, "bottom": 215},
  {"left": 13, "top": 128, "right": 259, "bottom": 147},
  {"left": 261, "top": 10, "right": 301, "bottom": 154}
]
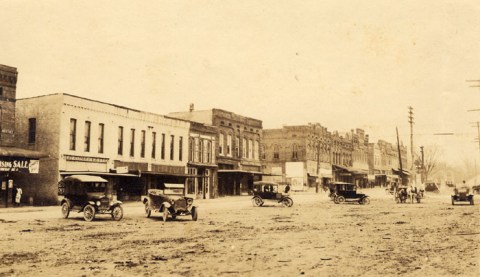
[{"left": 0, "top": 188, "right": 479, "bottom": 277}]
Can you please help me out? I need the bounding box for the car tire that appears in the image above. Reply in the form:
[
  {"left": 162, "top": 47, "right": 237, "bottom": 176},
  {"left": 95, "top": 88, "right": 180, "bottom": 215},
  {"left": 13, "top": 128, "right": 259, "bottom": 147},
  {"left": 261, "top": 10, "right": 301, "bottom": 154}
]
[
  {"left": 191, "top": 207, "right": 198, "bottom": 221},
  {"left": 162, "top": 207, "right": 169, "bottom": 222},
  {"left": 145, "top": 202, "right": 151, "bottom": 218},
  {"left": 281, "top": 197, "right": 293, "bottom": 207},
  {"left": 451, "top": 197, "right": 455, "bottom": 206},
  {"left": 252, "top": 197, "right": 263, "bottom": 207},
  {"left": 61, "top": 202, "right": 70, "bottom": 219},
  {"left": 470, "top": 197, "right": 474, "bottom": 205},
  {"left": 111, "top": 205, "right": 123, "bottom": 221},
  {"left": 83, "top": 204, "right": 96, "bottom": 222},
  {"left": 336, "top": 196, "right": 345, "bottom": 204},
  {"left": 361, "top": 197, "right": 370, "bottom": 205}
]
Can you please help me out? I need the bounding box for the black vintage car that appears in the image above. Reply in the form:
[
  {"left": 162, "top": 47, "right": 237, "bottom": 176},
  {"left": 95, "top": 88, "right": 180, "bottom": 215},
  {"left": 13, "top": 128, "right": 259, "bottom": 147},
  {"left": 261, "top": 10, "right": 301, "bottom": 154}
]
[
  {"left": 329, "top": 182, "right": 370, "bottom": 205},
  {"left": 452, "top": 186, "right": 474, "bottom": 205},
  {"left": 58, "top": 175, "right": 124, "bottom": 221},
  {"left": 143, "top": 183, "right": 197, "bottom": 222},
  {"left": 252, "top": 181, "right": 293, "bottom": 207}
]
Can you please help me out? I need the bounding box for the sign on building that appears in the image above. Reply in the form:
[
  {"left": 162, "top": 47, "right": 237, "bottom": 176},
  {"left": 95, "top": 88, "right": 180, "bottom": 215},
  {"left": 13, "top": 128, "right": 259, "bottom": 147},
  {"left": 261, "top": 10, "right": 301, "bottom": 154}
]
[{"left": 0, "top": 157, "right": 39, "bottom": 173}]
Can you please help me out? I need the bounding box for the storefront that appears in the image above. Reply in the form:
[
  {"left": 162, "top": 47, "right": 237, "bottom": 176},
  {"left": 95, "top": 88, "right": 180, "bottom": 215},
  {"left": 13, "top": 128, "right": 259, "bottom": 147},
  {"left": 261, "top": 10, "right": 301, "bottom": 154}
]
[{"left": 0, "top": 147, "right": 44, "bottom": 207}]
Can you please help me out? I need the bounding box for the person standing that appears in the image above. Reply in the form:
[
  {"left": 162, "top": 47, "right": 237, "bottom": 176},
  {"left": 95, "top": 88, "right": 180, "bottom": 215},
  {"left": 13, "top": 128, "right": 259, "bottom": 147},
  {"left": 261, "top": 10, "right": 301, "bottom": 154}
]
[{"left": 15, "top": 187, "right": 22, "bottom": 207}]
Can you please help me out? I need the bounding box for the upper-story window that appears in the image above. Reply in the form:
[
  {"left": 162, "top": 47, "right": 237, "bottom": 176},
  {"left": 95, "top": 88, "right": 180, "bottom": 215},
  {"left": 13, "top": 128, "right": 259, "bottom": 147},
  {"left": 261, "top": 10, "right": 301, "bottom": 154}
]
[
  {"left": 28, "top": 118, "right": 36, "bottom": 144},
  {"left": 206, "top": 140, "right": 212, "bottom": 163},
  {"left": 199, "top": 139, "right": 204, "bottom": 162},
  {"left": 189, "top": 137, "right": 194, "bottom": 162},
  {"left": 152, "top": 132, "right": 157, "bottom": 159},
  {"left": 179, "top": 136, "right": 183, "bottom": 161},
  {"left": 69, "top": 119, "right": 77, "bottom": 151},
  {"left": 226, "top": 134, "right": 232, "bottom": 157},
  {"left": 254, "top": 140, "right": 259, "bottom": 160},
  {"left": 219, "top": 133, "right": 224, "bottom": 156},
  {"left": 292, "top": 144, "right": 298, "bottom": 159},
  {"left": 170, "top": 135, "right": 175, "bottom": 160},
  {"left": 84, "top": 121, "right": 91, "bottom": 152},
  {"left": 235, "top": 137, "right": 240, "bottom": 158},
  {"left": 248, "top": 139, "right": 253, "bottom": 159},
  {"left": 161, "top": 133, "right": 166, "bottom": 159},
  {"left": 98, "top": 123, "right": 104, "bottom": 154},
  {"left": 242, "top": 138, "right": 247, "bottom": 158},
  {"left": 140, "top": 130, "right": 146, "bottom": 158},
  {"left": 273, "top": 144, "right": 279, "bottom": 159},
  {"left": 130, "top": 129, "right": 135, "bottom": 157},
  {"left": 118, "top": 126, "right": 124, "bottom": 155}
]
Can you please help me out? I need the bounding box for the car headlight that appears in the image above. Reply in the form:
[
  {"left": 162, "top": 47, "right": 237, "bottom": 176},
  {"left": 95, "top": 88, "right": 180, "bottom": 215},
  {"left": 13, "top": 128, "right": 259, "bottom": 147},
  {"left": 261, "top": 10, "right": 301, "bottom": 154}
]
[
  {"left": 96, "top": 201, "right": 101, "bottom": 206},
  {"left": 171, "top": 200, "right": 175, "bottom": 205},
  {"left": 187, "top": 198, "right": 193, "bottom": 205}
]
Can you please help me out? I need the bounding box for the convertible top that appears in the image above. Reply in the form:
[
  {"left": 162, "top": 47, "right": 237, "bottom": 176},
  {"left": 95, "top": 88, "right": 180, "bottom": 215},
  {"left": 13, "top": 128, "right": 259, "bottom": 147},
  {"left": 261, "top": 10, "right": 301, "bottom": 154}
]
[
  {"left": 63, "top": 175, "right": 108, "bottom": 183},
  {"left": 164, "top": 183, "right": 185, "bottom": 189},
  {"left": 253, "top": 181, "right": 279, "bottom": 186}
]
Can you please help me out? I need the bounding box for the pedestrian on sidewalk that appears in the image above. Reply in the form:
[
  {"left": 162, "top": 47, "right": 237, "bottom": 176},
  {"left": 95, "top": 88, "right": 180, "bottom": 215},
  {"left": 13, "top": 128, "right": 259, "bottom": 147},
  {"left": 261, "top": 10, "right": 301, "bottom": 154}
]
[{"left": 15, "top": 187, "right": 22, "bottom": 207}]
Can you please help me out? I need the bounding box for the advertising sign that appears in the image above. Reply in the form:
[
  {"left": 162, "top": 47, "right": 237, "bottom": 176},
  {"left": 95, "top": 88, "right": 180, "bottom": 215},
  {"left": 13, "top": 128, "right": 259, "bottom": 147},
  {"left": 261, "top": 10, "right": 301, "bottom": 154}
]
[
  {"left": 0, "top": 157, "right": 40, "bottom": 173},
  {"left": 286, "top": 162, "right": 305, "bottom": 191}
]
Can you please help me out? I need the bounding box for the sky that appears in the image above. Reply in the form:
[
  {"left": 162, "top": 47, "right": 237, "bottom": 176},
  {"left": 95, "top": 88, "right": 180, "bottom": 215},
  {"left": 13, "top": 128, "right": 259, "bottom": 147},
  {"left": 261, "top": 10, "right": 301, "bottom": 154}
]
[{"left": 1, "top": 0, "right": 480, "bottom": 167}]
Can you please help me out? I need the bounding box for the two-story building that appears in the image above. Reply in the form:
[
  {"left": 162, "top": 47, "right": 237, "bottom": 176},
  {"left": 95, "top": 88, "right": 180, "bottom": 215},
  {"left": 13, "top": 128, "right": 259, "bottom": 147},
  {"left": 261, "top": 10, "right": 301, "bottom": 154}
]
[
  {"left": 15, "top": 93, "right": 192, "bottom": 204},
  {"left": 169, "top": 107, "right": 263, "bottom": 196}
]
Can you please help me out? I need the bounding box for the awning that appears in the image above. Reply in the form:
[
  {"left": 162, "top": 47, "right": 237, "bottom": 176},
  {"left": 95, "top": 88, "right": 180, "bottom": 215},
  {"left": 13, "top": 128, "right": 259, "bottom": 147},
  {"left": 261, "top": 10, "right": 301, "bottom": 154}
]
[
  {"left": 218, "top": 169, "right": 278, "bottom": 176},
  {"left": 141, "top": 171, "right": 202, "bottom": 178},
  {"left": 60, "top": 171, "right": 139, "bottom": 177},
  {"left": 0, "top": 146, "right": 48, "bottom": 159},
  {"left": 62, "top": 175, "right": 108, "bottom": 182}
]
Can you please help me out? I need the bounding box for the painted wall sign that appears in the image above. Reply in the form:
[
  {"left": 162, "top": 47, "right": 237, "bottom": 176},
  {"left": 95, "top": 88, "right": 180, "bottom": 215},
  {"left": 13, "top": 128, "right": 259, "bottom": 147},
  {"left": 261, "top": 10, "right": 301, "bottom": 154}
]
[{"left": 0, "top": 157, "right": 39, "bottom": 173}]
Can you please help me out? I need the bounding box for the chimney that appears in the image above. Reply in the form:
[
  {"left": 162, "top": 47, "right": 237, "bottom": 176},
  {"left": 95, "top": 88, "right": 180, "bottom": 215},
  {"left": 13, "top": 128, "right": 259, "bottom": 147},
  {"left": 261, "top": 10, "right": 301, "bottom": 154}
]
[{"left": 189, "top": 103, "right": 194, "bottom": 112}]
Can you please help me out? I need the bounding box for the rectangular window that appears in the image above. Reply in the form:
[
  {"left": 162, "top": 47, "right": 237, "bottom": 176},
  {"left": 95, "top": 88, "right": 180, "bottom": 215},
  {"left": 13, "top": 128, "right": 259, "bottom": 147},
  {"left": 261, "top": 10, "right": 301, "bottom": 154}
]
[
  {"left": 118, "top": 126, "right": 124, "bottom": 155},
  {"left": 206, "top": 141, "right": 212, "bottom": 163},
  {"left": 130, "top": 129, "right": 135, "bottom": 157},
  {"left": 226, "top": 134, "right": 232, "bottom": 156},
  {"left": 84, "top": 121, "right": 91, "bottom": 152},
  {"left": 28, "top": 118, "right": 36, "bottom": 144},
  {"left": 194, "top": 138, "right": 200, "bottom": 162},
  {"left": 70, "top": 119, "right": 77, "bottom": 150},
  {"left": 254, "top": 140, "right": 259, "bottom": 160},
  {"left": 98, "top": 123, "right": 104, "bottom": 154},
  {"left": 248, "top": 139, "right": 253, "bottom": 159},
  {"left": 152, "top": 132, "right": 156, "bottom": 159},
  {"left": 179, "top": 136, "right": 183, "bottom": 161},
  {"left": 170, "top": 135, "right": 175, "bottom": 160},
  {"left": 140, "top": 130, "right": 146, "bottom": 158},
  {"left": 235, "top": 137, "right": 240, "bottom": 158},
  {"left": 242, "top": 138, "right": 247, "bottom": 158},
  {"left": 219, "top": 133, "right": 224, "bottom": 156},
  {"left": 161, "top": 133, "right": 165, "bottom": 159}
]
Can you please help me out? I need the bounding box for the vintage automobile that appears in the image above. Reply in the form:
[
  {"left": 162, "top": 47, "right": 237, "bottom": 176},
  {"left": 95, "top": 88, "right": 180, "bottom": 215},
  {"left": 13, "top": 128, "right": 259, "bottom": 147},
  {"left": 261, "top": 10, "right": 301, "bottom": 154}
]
[
  {"left": 58, "top": 175, "right": 123, "bottom": 222},
  {"left": 452, "top": 186, "right": 474, "bottom": 205},
  {"left": 424, "top": 182, "right": 440, "bottom": 193},
  {"left": 329, "top": 182, "right": 370, "bottom": 205},
  {"left": 252, "top": 181, "right": 293, "bottom": 207},
  {"left": 143, "top": 183, "right": 197, "bottom": 222}
]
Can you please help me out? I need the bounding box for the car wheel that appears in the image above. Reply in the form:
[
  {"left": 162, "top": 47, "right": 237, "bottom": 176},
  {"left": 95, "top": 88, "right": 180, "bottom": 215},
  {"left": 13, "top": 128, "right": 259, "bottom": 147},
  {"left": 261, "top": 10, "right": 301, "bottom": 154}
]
[
  {"left": 287, "top": 197, "right": 293, "bottom": 207},
  {"left": 361, "top": 197, "right": 370, "bottom": 205},
  {"left": 451, "top": 197, "right": 455, "bottom": 206},
  {"left": 111, "top": 205, "right": 123, "bottom": 221},
  {"left": 471, "top": 197, "right": 474, "bottom": 205},
  {"left": 83, "top": 204, "right": 96, "bottom": 222},
  {"left": 336, "top": 196, "right": 345, "bottom": 204},
  {"left": 145, "top": 202, "right": 151, "bottom": 218},
  {"left": 61, "top": 202, "right": 70, "bottom": 219},
  {"left": 252, "top": 197, "right": 263, "bottom": 207},
  {"left": 191, "top": 207, "right": 198, "bottom": 221},
  {"left": 162, "top": 207, "right": 169, "bottom": 222},
  {"left": 281, "top": 197, "right": 293, "bottom": 207}
]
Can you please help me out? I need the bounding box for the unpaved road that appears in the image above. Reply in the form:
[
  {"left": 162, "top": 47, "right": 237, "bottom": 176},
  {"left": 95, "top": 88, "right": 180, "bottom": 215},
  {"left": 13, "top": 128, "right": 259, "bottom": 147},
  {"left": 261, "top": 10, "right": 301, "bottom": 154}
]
[{"left": 0, "top": 188, "right": 479, "bottom": 277}]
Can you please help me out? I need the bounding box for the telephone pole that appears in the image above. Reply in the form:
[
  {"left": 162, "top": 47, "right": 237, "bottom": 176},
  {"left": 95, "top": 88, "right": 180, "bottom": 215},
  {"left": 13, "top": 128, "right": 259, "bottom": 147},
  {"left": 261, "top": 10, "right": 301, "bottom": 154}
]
[{"left": 408, "top": 106, "right": 414, "bottom": 170}]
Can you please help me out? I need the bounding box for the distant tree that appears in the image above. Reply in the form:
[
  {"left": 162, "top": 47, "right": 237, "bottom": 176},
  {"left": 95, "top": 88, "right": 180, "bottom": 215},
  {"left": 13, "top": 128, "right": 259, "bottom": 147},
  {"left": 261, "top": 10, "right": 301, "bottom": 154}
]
[{"left": 423, "top": 145, "right": 442, "bottom": 182}]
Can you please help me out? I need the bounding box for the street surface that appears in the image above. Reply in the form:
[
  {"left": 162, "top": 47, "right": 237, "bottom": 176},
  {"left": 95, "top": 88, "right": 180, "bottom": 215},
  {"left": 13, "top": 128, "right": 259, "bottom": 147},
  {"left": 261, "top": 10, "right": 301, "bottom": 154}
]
[{"left": 0, "top": 188, "right": 479, "bottom": 277}]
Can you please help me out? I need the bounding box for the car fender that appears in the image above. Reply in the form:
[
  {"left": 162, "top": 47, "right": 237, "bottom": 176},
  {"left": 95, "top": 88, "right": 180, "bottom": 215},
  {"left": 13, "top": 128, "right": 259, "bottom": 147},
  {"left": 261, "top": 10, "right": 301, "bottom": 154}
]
[{"left": 109, "top": 201, "right": 123, "bottom": 210}]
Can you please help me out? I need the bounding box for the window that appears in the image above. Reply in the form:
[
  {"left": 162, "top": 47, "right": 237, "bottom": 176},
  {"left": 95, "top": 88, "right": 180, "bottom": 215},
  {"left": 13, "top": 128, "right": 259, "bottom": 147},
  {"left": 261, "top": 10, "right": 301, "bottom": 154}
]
[
  {"left": 292, "top": 144, "right": 298, "bottom": 159},
  {"left": 179, "top": 136, "right": 183, "bottom": 161},
  {"left": 130, "top": 129, "right": 135, "bottom": 157},
  {"left": 273, "top": 144, "right": 279, "bottom": 159},
  {"left": 152, "top": 132, "right": 156, "bottom": 159},
  {"left": 161, "top": 133, "right": 165, "bottom": 159},
  {"left": 206, "top": 141, "right": 212, "bottom": 163},
  {"left": 248, "top": 139, "right": 253, "bottom": 159},
  {"left": 28, "top": 118, "right": 36, "bottom": 144},
  {"left": 189, "top": 138, "right": 194, "bottom": 162},
  {"left": 254, "top": 140, "right": 259, "bottom": 160},
  {"left": 235, "top": 137, "right": 240, "bottom": 158},
  {"left": 226, "top": 134, "right": 232, "bottom": 156},
  {"left": 98, "top": 123, "right": 104, "bottom": 154},
  {"left": 84, "top": 121, "right": 91, "bottom": 152},
  {"left": 118, "top": 126, "right": 124, "bottom": 155},
  {"left": 219, "top": 133, "right": 224, "bottom": 156},
  {"left": 242, "top": 138, "right": 247, "bottom": 158},
  {"left": 170, "top": 135, "right": 175, "bottom": 160},
  {"left": 70, "top": 119, "right": 77, "bottom": 150},
  {"left": 0, "top": 87, "right": 3, "bottom": 95},
  {"left": 199, "top": 139, "right": 204, "bottom": 162},
  {"left": 140, "top": 130, "right": 146, "bottom": 158}
]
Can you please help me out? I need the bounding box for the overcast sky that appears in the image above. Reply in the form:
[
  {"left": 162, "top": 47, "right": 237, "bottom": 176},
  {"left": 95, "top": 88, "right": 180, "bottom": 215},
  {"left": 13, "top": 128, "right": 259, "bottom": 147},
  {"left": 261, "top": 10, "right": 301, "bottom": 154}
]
[{"left": 1, "top": 1, "right": 479, "bottom": 166}]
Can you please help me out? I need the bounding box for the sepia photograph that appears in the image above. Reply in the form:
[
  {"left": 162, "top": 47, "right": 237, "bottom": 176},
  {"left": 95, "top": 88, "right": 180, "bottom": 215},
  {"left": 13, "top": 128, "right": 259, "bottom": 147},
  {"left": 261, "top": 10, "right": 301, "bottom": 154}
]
[{"left": 0, "top": 1, "right": 479, "bottom": 276}]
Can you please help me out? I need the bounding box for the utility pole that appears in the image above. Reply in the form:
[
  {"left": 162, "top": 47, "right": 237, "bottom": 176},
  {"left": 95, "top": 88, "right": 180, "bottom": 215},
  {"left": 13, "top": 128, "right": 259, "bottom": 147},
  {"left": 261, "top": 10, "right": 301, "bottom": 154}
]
[
  {"left": 420, "top": 146, "right": 424, "bottom": 183},
  {"left": 408, "top": 106, "right": 414, "bottom": 170},
  {"left": 396, "top": 127, "right": 404, "bottom": 185}
]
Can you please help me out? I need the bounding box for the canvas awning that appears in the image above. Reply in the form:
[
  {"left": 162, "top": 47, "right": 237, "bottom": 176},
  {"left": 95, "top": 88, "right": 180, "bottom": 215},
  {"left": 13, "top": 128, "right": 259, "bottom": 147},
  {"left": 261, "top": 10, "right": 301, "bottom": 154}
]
[
  {"left": 60, "top": 171, "right": 139, "bottom": 177},
  {"left": 218, "top": 169, "right": 279, "bottom": 176}
]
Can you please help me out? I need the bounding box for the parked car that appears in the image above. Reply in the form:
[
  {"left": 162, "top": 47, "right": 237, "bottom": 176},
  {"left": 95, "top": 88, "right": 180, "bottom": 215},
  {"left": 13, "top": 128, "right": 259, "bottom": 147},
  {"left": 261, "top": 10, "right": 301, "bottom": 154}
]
[
  {"left": 424, "top": 182, "right": 440, "bottom": 193},
  {"left": 329, "top": 182, "right": 370, "bottom": 205},
  {"left": 451, "top": 186, "right": 474, "bottom": 205},
  {"left": 252, "top": 181, "right": 293, "bottom": 207},
  {"left": 58, "top": 175, "right": 123, "bottom": 222},
  {"left": 143, "top": 183, "right": 197, "bottom": 222}
]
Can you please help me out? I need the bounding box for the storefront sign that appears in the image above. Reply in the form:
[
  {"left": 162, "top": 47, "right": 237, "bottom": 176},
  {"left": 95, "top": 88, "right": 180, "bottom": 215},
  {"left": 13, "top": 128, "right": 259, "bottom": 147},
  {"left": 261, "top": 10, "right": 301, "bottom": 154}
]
[
  {"left": 64, "top": 155, "right": 108, "bottom": 164},
  {"left": 0, "top": 157, "right": 39, "bottom": 173}
]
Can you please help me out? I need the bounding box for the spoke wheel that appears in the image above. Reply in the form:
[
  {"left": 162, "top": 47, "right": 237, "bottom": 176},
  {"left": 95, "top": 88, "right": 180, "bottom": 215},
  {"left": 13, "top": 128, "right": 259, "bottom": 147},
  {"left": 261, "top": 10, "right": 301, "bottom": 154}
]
[
  {"left": 111, "top": 205, "right": 124, "bottom": 221},
  {"left": 361, "top": 197, "right": 370, "bottom": 205},
  {"left": 83, "top": 204, "right": 96, "bottom": 222},
  {"left": 336, "top": 196, "right": 345, "bottom": 204},
  {"left": 61, "top": 202, "right": 70, "bottom": 219},
  {"left": 252, "top": 197, "right": 263, "bottom": 207},
  {"left": 191, "top": 207, "right": 198, "bottom": 221}
]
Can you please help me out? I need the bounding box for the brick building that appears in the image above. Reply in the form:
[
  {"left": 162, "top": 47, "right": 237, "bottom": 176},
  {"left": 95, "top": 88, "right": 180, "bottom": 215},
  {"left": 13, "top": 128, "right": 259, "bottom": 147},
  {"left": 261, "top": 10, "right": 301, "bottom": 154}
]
[
  {"left": 15, "top": 93, "right": 192, "bottom": 204},
  {"left": 169, "top": 107, "right": 263, "bottom": 196},
  {"left": 368, "top": 139, "right": 408, "bottom": 187}
]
